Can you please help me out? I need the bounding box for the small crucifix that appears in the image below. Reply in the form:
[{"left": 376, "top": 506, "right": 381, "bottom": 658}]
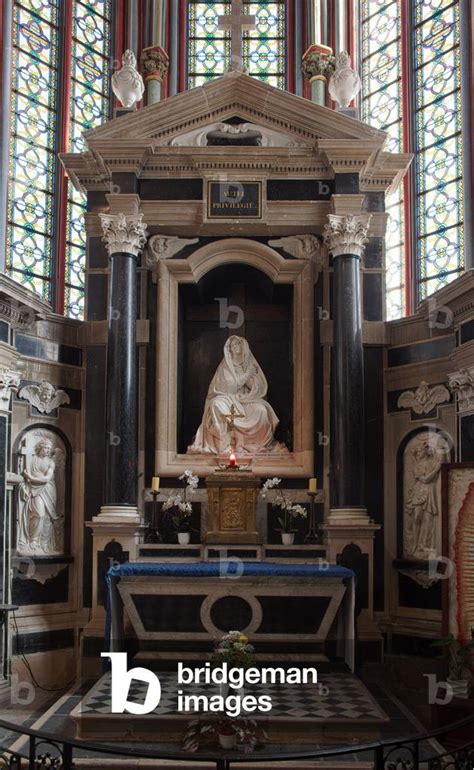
[
  {"left": 218, "top": 0, "right": 256, "bottom": 73},
  {"left": 224, "top": 403, "right": 242, "bottom": 452}
]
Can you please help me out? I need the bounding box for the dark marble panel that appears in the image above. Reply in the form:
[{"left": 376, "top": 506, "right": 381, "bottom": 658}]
[
  {"left": 111, "top": 173, "right": 138, "bottom": 194},
  {"left": 13, "top": 628, "right": 74, "bottom": 655},
  {"left": 12, "top": 565, "right": 69, "bottom": 605},
  {"left": 266, "top": 179, "right": 334, "bottom": 200},
  {"left": 15, "top": 335, "right": 83, "bottom": 366},
  {"left": 364, "top": 192, "right": 385, "bottom": 212},
  {"left": 398, "top": 572, "right": 442, "bottom": 610},
  {"left": 364, "top": 346, "right": 384, "bottom": 611},
  {"left": 83, "top": 346, "right": 106, "bottom": 605},
  {"left": 333, "top": 173, "right": 359, "bottom": 194},
  {"left": 337, "top": 545, "right": 369, "bottom": 612},
  {"left": 257, "top": 596, "right": 331, "bottom": 633},
  {"left": 207, "top": 548, "right": 259, "bottom": 559},
  {"left": 138, "top": 547, "right": 201, "bottom": 558},
  {"left": 139, "top": 179, "right": 203, "bottom": 200},
  {"left": 85, "top": 273, "right": 108, "bottom": 322},
  {"left": 132, "top": 595, "right": 207, "bottom": 632},
  {"left": 364, "top": 238, "right": 383, "bottom": 268},
  {"left": 86, "top": 191, "right": 108, "bottom": 211},
  {"left": 387, "top": 336, "right": 455, "bottom": 367},
  {"left": 0, "top": 321, "right": 9, "bottom": 343},
  {"left": 364, "top": 273, "right": 383, "bottom": 321},
  {"left": 211, "top": 596, "right": 253, "bottom": 630},
  {"left": 460, "top": 318, "right": 474, "bottom": 345},
  {"left": 87, "top": 237, "right": 109, "bottom": 270},
  {"left": 145, "top": 273, "right": 157, "bottom": 488},
  {"left": 461, "top": 415, "right": 474, "bottom": 460},
  {"left": 314, "top": 281, "right": 325, "bottom": 484}
]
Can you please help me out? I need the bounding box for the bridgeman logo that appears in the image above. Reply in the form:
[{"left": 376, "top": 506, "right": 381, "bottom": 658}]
[{"left": 102, "top": 654, "right": 320, "bottom": 718}]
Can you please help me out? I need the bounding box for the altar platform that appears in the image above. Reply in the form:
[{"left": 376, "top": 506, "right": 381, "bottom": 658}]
[{"left": 71, "top": 668, "right": 389, "bottom": 744}]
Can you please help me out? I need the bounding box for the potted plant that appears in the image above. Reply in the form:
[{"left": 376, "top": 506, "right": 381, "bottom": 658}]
[
  {"left": 162, "top": 470, "right": 199, "bottom": 545},
  {"left": 261, "top": 477, "right": 307, "bottom": 545},
  {"left": 432, "top": 634, "right": 474, "bottom": 699},
  {"left": 217, "top": 719, "right": 237, "bottom": 749},
  {"left": 212, "top": 631, "right": 255, "bottom": 697}
]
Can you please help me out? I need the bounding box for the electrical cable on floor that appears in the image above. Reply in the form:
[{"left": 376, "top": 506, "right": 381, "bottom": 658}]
[{"left": 11, "top": 611, "right": 77, "bottom": 693}]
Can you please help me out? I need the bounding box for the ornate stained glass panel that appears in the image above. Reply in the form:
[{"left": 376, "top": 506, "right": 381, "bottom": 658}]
[
  {"left": 65, "top": 0, "right": 112, "bottom": 319},
  {"left": 7, "top": 0, "right": 60, "bottom": 301},
  {"left": 187, "top": 1, "right": 231, "bottom": 87},
  {"left": 361, "top": 0, "right": 405, "bottom": 319},
  {"left": 243, "top": 1, "right": 286, "bottom": 88},
  {"left": 413, "top": 0, "right": 464, "bottom": 300},
  {"left": 187, "top": 1, "right": 286, "bottom": 89}
]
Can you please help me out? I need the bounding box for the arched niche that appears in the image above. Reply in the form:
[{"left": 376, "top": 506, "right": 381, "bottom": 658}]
[{"left": 155, "top": 238, "right": 315, "bottom": 476}]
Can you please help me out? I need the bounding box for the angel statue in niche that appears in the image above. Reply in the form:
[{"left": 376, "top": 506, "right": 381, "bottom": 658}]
[
  {"left": 188, "top": 335, "right": 288, "bottom": 455},
  {"left": 17, "top": 432, "right": 65, "bottom": 556}
]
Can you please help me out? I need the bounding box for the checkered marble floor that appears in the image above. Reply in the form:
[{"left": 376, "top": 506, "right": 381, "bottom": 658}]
[{"left": 76, "top": 672, "right": 388, "bottom": 723}]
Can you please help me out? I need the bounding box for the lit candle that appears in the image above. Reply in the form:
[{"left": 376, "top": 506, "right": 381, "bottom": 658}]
[
  {"left": 151, "top": 476, "right": 160, "bottom": 491},
  {"left": 229, "top": 452, "right": 236, "bottom": 467},
  {"left": 309, "top": 478, "right": 317, "bottom": 493}
]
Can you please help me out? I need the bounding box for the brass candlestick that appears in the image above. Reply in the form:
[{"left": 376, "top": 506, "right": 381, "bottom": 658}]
[
  {"left": 145, "top": 490, "right": 162, "bottom": 543},
  {"left": 305, "top": 491, "right": 320, "bottom": 543}
]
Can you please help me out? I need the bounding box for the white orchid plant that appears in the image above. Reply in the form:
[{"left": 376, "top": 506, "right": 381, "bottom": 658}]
[
  {"left": 162, "top": 470, "right": 199, "bottom": 533},
  {"left": 261, "top": 477, "right": 307, "bottom": 534}
]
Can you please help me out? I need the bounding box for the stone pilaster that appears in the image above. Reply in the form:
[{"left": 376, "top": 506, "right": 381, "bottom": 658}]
[
  {"left": 323, "top": 214, "right": 371, "bottom": 525},
  {"left": 97, "top": 212, "right": 147, "bottom": 522}
]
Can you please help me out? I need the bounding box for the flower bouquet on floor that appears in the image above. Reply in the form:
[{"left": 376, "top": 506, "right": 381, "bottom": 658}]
[
  {"left": 212, "top": 630, "right": 255, "bottom": 670},
  {"left": 162, "top": 469, "right": 199, "bottom": 544},
  {"left": 261, "top": 477, "right": 307, "bottom": 545}
]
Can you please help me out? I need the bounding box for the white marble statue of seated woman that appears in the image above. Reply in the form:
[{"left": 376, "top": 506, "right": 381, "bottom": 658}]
[{"left": 188, "top": 336, "right": 287, "bottom": 455}]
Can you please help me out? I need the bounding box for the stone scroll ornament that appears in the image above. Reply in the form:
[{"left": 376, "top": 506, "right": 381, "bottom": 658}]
[
  {"left": 111, "top": 49, "right": 145, "bottom": 109},
  {"left": 17, "top": 428, "right": 66, "bottom": 556},
  {"left": 19, "top": 380, "right": 70, "bottom": 415}
]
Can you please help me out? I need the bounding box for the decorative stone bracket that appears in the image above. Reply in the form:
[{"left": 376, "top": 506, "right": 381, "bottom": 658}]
[{"left": 0, "top": 367, "right": 21, "bottom": 412}]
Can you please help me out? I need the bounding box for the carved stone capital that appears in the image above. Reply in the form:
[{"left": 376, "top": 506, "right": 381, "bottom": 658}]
[
  {"left": 146, "top": 235, "right": 198, "bottom": 267},
  {"left": 323, "top": 214, "right": 371, "bottom": 258},
  {"left": 141, "top": 45, "right": 170, "bottom": 82},
  {"left": 449, "top": 366, "right": 474, "bottom": 414},
  {"left": 100, "top": 213, "right": 148, "bottom": 257},
  {"left": 0, "top": 368, "right": 21, "bottom": 412},
  {"left": 301, "top": 43, "right": 335, "bottom": 81}
]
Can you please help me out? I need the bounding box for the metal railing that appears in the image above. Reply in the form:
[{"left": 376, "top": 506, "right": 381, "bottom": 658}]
[{"left": 0, "top": 712, "right": 473, "bottom": 769}]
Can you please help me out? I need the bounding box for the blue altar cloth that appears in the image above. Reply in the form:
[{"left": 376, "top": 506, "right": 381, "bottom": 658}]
[{"left": 106, "top": 561, "right": 354, "bottom": 583}]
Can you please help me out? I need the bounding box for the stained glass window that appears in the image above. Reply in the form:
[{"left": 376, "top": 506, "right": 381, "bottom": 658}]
[
  {"left": 7, "top": 0, "right": 61, "bottom": 302},
  {"left": 187, "top": 1, "right": 286, "bottom": 89},
  {"left": 361, "top": 0, "right": 466, "bottom": 318},
  {"left": 65, "top": 0, "right": 112, "bottom": 319},
  {"left": 7, "top": 0, "right": 112, "bottom": 319},
  {"left": 413, "top": 0, "right": 464, "bottom": 300}
]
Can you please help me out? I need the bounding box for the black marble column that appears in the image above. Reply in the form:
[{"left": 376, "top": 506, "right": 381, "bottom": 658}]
[
  {"left": 324, "top": 215, "right": 371, "bottom": 513},
  {"left": 100, "top": 214, "right": 147, "bottom": 511}
]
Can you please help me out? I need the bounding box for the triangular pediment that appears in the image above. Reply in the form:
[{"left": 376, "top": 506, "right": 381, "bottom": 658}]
[{"left": 83, "top": 71, "right": 386, "bottom": 147}]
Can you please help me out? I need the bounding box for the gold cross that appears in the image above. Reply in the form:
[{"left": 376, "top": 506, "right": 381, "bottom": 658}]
[
  {"left": 224, "top": 404, "right": 243, "bottom": 450},
  {"left": 218, "top": 0, "right": 256, "bottom": 72}
]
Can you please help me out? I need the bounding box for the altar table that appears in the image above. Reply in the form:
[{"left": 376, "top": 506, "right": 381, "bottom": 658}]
[{"left": 106, "top": 561, "right": 355, "bottom": 670}]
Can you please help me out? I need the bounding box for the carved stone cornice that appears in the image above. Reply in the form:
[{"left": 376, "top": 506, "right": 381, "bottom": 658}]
[
  {"left": 0, "top": 368, "right": 21, "bottom": 412},
  {"left": 323, "top": 214, "right": 371, "bottom": 258},
  {"left": 99, "top": 213, "right": 148, "bottom": 257},
  {"left": 448, "top": 366, "right": 474, "bottom": 414}
]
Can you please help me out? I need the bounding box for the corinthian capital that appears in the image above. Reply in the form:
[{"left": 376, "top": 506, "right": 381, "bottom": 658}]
[
  {"left": 100, "top": 213, "right": 148, "bottom": 257},
  {"left": 0, "top": 367, "right": 21, "bottom": 412},
  {"left": 323, "top": 214, "right": 371, "bottom": 258}
]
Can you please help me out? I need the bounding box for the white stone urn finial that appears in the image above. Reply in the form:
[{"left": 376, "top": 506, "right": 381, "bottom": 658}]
[
  {"left": 112, "top": 49, "right": 145, "bottom": 109},
  {"left": 328, "top": 51, "right": 361, "bottom": 109}
]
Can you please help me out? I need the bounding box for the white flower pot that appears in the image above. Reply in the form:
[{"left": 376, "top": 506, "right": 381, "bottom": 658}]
[
  {"left": 282, "top": 533, "right": 294, "bottom": 545},
  {"left": 218, "top": 732, "right": 237, "bottom": 750},
  {"left": 447, "top": 677, "right": 470, "bottom": 699},
  {"left": 178, "top": 532, "right": 190, "bottom": 545}
]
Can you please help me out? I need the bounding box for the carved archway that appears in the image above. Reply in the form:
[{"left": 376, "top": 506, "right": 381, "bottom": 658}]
[{"left": 155, "top": 238, "right": 315, "bottom": 476}]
